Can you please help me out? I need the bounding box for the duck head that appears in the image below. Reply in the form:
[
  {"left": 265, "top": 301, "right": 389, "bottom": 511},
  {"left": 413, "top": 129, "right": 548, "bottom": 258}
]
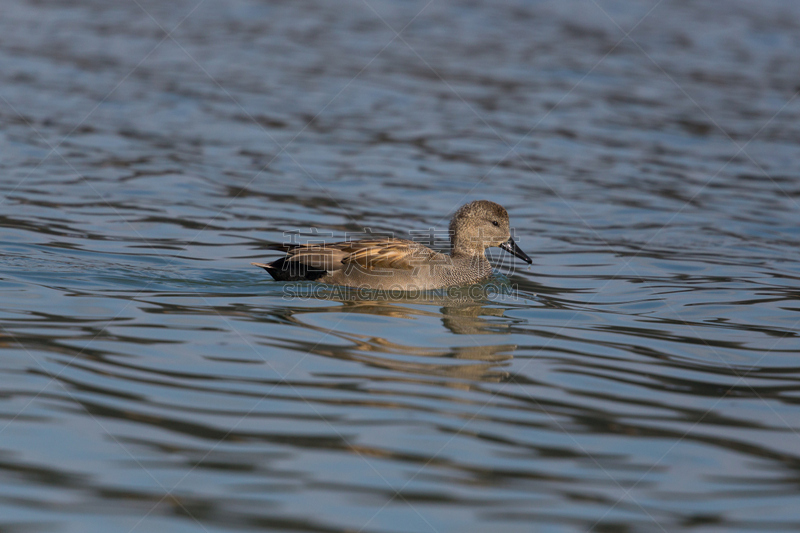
[{"left": 449, "top": 200, "right": 532, "bottom": 264}]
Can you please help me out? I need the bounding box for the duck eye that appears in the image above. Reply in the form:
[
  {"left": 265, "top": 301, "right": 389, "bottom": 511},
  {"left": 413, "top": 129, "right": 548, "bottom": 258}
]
[{"left": 491, "top": 220, "right": 499, "bottom": 227}]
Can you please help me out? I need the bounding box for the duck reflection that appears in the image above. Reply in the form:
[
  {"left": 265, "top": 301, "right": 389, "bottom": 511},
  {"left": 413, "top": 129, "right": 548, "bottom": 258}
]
[{"left": 266, "top": 280, "right": 527, "bottom": 382}]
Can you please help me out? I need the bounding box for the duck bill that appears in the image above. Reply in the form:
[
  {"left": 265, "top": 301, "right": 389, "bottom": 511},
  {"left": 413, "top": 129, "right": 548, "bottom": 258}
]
[{"left": 499, "top": 237, "right": 533, "bottom": 264}]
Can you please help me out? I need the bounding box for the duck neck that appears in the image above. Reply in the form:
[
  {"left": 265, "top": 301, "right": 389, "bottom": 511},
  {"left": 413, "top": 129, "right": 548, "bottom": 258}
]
[
  {"left": 447, "top": 238, "right": 493, "bottom": 283},
  {"left": 450, "top": 237, "right": 486, "bottom": 259}
]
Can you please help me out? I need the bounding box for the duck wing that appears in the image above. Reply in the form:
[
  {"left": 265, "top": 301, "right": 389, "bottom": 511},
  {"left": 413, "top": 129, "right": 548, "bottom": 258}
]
[
  {"left": 266, "top": 238, "right": 448, "bottom": 273},
  {"left": 280, "top": 244, "right": 350, "bottom": 271},
  {"left": 341, "top": 238, "right": 448, "bottom": 270}
]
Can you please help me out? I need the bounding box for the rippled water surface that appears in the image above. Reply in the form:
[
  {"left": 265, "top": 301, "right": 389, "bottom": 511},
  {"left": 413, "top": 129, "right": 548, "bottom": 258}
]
[{"left": 2, "top": 0, "right": 800, "bottom": 531}]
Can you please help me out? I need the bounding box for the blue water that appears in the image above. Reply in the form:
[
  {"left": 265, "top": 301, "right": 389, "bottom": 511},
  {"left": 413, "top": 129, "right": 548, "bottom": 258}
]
[{"left": 2, "top": 0, "right": 800, "bottom": 531}]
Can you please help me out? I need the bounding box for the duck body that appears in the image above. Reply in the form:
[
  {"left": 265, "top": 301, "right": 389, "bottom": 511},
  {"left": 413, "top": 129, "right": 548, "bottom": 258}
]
[{"left": 252, "top": 200, "right": 532, "bottom": 291}]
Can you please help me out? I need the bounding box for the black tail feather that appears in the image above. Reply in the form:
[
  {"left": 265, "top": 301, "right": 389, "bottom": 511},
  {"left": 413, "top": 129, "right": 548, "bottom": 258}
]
[{"left": 254, "top": 257, "right": 328, "bottom": 281}]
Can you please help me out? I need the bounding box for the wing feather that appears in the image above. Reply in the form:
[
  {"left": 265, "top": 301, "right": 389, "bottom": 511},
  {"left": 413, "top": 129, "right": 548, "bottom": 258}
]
[
  {"left": 275, "top": 237, "right": 449, "bottom": 272},
  {"left": 342, "top": 238, "right": 448, "bottom": 270}
]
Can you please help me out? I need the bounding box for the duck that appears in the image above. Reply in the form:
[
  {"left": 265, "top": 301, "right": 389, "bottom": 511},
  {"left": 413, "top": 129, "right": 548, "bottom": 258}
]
[{"left": 251, "top": 200, "right": 532, "bottom": 291}]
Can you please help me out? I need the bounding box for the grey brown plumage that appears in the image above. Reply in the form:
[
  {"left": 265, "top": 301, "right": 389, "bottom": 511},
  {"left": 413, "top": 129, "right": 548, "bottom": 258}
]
[{"left": 252, "top": 200, "right": 532, "bottom": 290}]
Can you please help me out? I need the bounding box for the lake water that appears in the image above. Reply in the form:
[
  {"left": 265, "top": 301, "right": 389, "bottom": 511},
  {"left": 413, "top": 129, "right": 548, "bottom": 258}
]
[{"left": 2, "top": 0, "right": 800, "bottom": 531}]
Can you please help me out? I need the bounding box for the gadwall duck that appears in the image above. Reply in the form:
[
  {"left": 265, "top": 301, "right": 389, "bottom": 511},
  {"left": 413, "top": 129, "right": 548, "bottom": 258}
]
[{"left": 252, "top": 200, "right": 532, "bottom": 290}]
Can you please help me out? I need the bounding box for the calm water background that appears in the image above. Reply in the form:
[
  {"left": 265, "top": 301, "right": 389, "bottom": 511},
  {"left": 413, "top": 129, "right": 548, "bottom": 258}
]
[{"left": 1, "top": 0, "right": 800, "bottom": 531}]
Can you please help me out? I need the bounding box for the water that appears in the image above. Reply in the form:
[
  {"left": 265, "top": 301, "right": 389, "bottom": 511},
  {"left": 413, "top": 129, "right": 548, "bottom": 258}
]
[{"left": 2, "top": 0, "right": 800, "bottom": 531}]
